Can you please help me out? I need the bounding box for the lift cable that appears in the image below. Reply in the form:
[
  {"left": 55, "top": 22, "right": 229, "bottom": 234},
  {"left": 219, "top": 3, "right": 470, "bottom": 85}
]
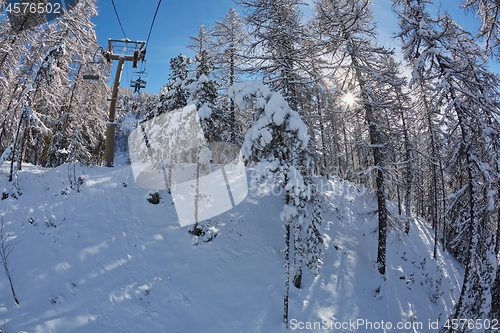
[
  {"left": 111, "top": 0, "right": 127, "bottom": 39},
  {"left": 145, "top": 0, "right": 163, "bottom": 49}
]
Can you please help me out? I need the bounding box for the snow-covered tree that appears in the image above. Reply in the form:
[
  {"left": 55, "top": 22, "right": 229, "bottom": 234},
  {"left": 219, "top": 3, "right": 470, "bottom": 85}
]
[
  {"left": 188, "top": 24, "right": 210, "bottom": 55},
  {"left": 209, "top": 8, "right": 247, "bottom": 143},
  {"left": 40, "top": 0, "right": 107, "bottom": 167},
  {"left": 184, "top": 50, "right": 222, "bottom": 143},
  {"left": 209, "top": 8, "right": 246, "bottom": 91},
  {"left": 313, "top": 0, "right": 410, "bottom": 275},
  {"left": 153, "top": 54, "right": 190, "bottom": 118},
  {"left": 461, "top": 0, "right": 500, "bottom": 58},
  {"left": 186, "top": 50, "right": 218, "bottom": 110},
  {"left": 394, "top": 0, "right": 500, "bottom": 329},
  {"left": 229, "top": 80, "right": 311, "bottom": 327},
  {"left": 241, "top": 0, "right": 311, "bottom": 111},
  {"left": 39, "top": 0, "right": 106, "bottom": 167}
]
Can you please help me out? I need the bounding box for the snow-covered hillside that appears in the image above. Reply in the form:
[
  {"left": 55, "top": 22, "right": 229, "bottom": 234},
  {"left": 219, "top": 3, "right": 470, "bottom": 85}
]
[{"left": 0, "top": 157, "right": 463, "bottom": 333}]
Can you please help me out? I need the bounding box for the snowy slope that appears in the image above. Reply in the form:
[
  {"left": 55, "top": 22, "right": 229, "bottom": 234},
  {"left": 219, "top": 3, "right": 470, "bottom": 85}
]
[{"left": 0, "top": 158, "right": 462, "bottom": 333}]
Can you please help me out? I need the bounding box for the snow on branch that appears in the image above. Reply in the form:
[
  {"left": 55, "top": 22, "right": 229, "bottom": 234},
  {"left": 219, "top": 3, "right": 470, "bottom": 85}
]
[{"left": 228, "top": 80, "right": 309, "bottom": 162}]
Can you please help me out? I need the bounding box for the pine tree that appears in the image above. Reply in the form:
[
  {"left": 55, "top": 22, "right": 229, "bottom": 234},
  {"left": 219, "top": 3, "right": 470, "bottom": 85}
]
[
  {"left": 154, "top": 54, "right": 190, "bottom": 117},
  {"left": 185, "top": 50, "right": 222, "bottom": 143},
  {"left": 186, "top": 50, "right": 218, "bottom": 109},
  {"left": 305, "top": 177, "right": 324, "bottom": 273},
  {"left": 229, "top": 80, "right": 309, "bottom": 327}
]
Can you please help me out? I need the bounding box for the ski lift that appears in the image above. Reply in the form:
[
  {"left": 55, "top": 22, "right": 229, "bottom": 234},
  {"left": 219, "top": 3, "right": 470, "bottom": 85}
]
[
  {"left": 82, "top": 61, "right": 101, "bottom": 80},
  {"left": 131, "top": 59, "right": 148, "bottom": 92},
  {"left": 83, "top": 47, "right": 106, "bottom": 81},
  {"left": 131, "top": 71, "right": 148, "bottom": 89},
  {"left": 106, "top": 39, "right": 146, "bottom": 68}
]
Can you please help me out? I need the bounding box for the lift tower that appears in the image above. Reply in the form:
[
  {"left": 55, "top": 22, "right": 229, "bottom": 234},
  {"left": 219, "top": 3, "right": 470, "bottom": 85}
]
[{"left": 103, "top": 39, "right": 146, "bottom": 167}]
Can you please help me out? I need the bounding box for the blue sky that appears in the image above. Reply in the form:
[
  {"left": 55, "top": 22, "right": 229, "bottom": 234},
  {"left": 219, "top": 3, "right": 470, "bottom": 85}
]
[
  {"left": 91, "top": 0, "right": 238, "bottom": 93},
  {"left": 90, "top": 0, "right": 496, "bottom": 94}
]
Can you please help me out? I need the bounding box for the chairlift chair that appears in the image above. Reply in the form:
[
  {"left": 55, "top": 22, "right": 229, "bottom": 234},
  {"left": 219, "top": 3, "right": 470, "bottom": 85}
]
[
  {"left": 82, "top": 61, "right": 101, "bottom": 80},
  {"left": 82, "top": 46, "right": 107, "bottom": 82},
  {"left": 130, "top": 71, "right": 148, "bottom": 89},
  {"left": 83, "top": 74, "right": 100, "bottom": 80},
  {"left": 83, "top": 73, "right": 100, "bottom": 80}
]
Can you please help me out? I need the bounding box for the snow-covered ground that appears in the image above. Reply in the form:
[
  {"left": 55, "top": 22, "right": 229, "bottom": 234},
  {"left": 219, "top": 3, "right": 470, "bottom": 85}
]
[{"left": 0, "top": 156, "right": 463, "bottom": 332}]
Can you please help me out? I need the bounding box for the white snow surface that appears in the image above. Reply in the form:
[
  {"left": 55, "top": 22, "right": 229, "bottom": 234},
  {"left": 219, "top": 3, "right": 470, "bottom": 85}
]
[{"left": 0, "top": 158, "right": 463, "bottom": 332}]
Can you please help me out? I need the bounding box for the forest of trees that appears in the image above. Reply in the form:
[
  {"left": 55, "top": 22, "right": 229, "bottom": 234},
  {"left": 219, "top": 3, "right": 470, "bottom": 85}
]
[{"left": 1, "top": 0, "right": 500, "bottom": 331}]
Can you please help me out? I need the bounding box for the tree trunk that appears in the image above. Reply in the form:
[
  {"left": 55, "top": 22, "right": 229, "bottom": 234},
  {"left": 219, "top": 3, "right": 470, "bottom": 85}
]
[
  {"left": 8, "top": 111, "right": 25, "bottom": 182},
  {"left": 350, "top": 53, "right": 388, "bottom": 275},
  {"left": 283, "top": 220, "right": 290, "bottom": 328},
  {"left": 400, "top": 106, "right": 412, "bottom": 218}
]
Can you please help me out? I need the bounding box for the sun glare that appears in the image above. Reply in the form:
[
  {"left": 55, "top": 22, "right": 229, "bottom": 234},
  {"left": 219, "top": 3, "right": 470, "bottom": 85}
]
[{"left": 341, "top": 91, "right": 358, "bottom": 108}]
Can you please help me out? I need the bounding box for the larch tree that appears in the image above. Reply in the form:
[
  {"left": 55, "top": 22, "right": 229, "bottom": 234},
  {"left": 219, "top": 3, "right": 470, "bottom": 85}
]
[
  {"left": 240, "top": 0, "right": 312, "bottom": 111},
  {"left": 0, "top": 0, "right": 108, "bottom": 179},
  {"left": 313, "top": 0, "right": 409, "bottom": 275},
  {"left": 209, "top": 8, "right": 247, "bottom": 143},
  {"left": 461, "top": 0, "right": 500, "bottom": 59},
  {"left": 37, "top": 0, "right": 106, "bottom": 167},
  {"left": 394, "top": 0, "right": 500, "bottom": 329}
]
